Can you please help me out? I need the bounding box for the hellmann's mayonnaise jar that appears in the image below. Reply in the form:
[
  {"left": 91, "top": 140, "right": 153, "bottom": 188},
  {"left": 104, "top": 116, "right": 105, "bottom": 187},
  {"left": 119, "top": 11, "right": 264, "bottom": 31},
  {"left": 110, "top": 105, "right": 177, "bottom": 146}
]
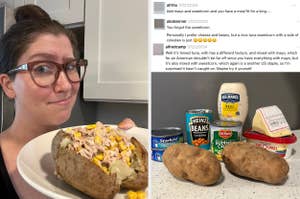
[{"left": 217, "top": 82, "right": 248, "bottom": 123}]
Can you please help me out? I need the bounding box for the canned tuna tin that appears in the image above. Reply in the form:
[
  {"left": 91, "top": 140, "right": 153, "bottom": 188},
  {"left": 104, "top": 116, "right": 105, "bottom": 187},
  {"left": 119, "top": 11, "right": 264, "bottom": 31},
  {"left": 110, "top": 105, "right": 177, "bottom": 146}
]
[
  {"left": 151, "top": 127, "right": 183, "bottom": 149},
  {"left": 186, "top": 109, "right": 213, "bottom": 150},
  {"left": 151, "top": 148, "right": 165, "bottom": 162},
  {"left": 210, "top": 120, "right": 243, "bottom": 161}
]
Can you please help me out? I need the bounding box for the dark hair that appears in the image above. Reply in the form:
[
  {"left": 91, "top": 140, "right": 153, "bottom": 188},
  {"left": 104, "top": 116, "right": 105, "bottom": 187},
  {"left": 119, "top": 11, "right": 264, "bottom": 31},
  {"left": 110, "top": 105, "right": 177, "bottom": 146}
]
[{"left": 0, "top": 4, "right": 79, "bottom": 74}]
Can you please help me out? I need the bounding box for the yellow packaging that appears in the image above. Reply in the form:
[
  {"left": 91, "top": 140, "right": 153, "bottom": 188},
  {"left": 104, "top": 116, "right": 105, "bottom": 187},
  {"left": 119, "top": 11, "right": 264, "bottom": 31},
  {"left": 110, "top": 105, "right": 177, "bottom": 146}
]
[{"left": 252, "top": 105, "right": 292, "bottom": 137}]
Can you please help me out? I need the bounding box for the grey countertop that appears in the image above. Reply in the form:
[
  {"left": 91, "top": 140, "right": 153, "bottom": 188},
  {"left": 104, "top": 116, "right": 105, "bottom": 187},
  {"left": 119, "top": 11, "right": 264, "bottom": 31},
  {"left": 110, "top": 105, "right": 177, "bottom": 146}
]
[{"left": 151, "top": 130, "right": 300, "bottom": 199}]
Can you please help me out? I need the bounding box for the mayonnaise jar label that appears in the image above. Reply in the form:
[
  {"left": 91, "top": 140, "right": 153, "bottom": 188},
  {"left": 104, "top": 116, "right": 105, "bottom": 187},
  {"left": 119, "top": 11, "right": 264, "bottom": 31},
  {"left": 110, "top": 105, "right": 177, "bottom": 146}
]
[
  {"left": 221, "top": 93, "right": 240, "bottom": 118},
  {"left": 218, "top": 82, "right": 248, "bottom": 123}
]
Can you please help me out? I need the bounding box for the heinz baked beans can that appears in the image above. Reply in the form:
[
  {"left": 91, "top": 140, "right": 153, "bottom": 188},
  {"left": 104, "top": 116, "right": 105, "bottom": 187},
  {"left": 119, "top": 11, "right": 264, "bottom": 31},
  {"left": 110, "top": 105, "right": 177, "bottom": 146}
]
[{"left": 186, "top": 109, "right": 213, "bottom": 150}]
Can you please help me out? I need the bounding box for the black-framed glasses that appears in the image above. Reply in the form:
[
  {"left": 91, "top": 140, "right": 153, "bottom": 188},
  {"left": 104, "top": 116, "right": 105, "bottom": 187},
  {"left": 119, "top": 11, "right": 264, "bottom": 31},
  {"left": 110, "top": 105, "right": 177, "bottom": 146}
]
[{"left": 7, "top": 59, "right": 88, "bottom": 87}]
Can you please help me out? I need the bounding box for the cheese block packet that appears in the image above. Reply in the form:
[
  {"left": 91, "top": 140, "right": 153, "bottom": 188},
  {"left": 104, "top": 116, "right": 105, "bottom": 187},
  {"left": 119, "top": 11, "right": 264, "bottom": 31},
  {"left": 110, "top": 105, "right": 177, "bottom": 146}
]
[{"left": 252, "top": 105, "right": 292, "bottom": 137}]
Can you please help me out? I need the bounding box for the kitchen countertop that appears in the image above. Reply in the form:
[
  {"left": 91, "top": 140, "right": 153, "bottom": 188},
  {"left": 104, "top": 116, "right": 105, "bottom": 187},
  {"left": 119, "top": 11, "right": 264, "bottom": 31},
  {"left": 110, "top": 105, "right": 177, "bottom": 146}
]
[{"left": 151, "top": 130, "right": 300, "bottom": 199}]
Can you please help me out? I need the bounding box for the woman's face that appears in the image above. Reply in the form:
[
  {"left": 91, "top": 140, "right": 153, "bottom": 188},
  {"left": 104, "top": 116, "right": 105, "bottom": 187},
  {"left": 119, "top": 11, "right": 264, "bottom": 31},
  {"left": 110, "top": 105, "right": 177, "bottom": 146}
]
[{"left": 12, "top": 33, "right": 79, "bottom": 127}]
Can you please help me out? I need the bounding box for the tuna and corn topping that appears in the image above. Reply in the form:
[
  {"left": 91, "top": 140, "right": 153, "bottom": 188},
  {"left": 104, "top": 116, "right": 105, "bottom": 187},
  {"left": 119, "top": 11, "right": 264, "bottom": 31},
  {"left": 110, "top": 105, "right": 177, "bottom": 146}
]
[{"left": 63, "top": 121, "right": 135, "bottom": 174}]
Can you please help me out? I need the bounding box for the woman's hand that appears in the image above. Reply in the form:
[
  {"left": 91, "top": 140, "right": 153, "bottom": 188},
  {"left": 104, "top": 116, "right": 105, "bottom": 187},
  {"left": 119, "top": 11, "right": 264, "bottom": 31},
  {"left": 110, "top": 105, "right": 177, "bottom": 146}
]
[{"left": 118, "top": 118, "right": 136, "bottom": 130}]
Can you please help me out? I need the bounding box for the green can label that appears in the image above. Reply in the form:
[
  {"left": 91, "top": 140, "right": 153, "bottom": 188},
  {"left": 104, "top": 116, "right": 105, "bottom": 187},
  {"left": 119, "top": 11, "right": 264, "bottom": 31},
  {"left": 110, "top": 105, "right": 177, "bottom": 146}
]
[{"left": 211, "top": 129, "right": 239, "bottom": 160}]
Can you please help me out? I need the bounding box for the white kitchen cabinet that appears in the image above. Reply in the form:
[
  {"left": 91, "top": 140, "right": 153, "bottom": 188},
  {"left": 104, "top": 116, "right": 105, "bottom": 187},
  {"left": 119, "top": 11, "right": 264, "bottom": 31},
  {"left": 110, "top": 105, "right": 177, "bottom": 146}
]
[
  {"left": 3, "top": 0, "right": 84, "bottom": 25},
  {"left": 83, "top": 0, "right": 148, "bottom": 103}
]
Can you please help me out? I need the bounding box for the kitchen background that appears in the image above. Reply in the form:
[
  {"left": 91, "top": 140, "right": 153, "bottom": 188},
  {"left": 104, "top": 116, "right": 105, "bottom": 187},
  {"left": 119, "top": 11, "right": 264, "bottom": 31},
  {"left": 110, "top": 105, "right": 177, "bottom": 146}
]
[
  {"left": 152, "top": 72, "right": 300, "bottom": 134},
  {"left": 0, "top": 1, "right": 148, "bottom": 131}
]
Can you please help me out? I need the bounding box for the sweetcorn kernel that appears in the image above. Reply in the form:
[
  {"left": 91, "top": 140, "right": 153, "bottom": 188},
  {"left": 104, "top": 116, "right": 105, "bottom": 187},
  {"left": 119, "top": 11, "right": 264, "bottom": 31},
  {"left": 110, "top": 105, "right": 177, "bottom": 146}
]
[
  {"left": 95, "top": 153, "right": 104, "bottom": 160},
  {"left": 129, "top": 144, "right": 135, "bottom": 151},
  {"left": 110, "top": 141, "right": 118, "bottom": 148},
  {"left": 119, "top": 142, "right": 127, "bottom": 151},
  {"left": 126, "top": 157, "right": 131, "bottom": 166},
  {"left": 116, "top": 135, "right": 123, "bottom": 142},
  {"left": 86, "top": 124, "right": 96, "bottom": 130},
  {"left": 137, "top": 191, "right": 146, "bottom": 199},
  {"left": 109, "top": 135, "right": 116, "bottom": 142},
  {"left": 105, "top": 126, "right": 112, "bottom": 132},
  {"left": 94, "top": 136, "right": 102, "bottom": 144},
  {"left": 65, "top": 128, "right": 72, "bottom": 133},
  {"left": 121, "top": 150, "right": 128, "bottom": 156},
  {"left": 74, "top": 132, "right": 81, "bottom": 139},
  {"left": 101, "top": 166, "right": 109, "bottom": 174},
  {"left": 127, "top": 190, "right": 146, "bottom": 199},
  {"left": 127, "top": 191, "right": 137, "bottom": 199},
  {"left": 92, "top": 157, "right": 101, "bottom": 167}
]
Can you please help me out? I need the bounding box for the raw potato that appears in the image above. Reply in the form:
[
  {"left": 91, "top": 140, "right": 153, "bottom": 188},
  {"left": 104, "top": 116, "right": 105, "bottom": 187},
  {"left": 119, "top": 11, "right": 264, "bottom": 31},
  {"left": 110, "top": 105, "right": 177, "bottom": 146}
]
[
  {"left": 222, "top": 142, "right": 289, "bottom": 184},
  {"left": 52, "top": 126, "right": 148, "bottom": 199},
  {"left": 162, "top": 143, "right": 221, "bottom": 185}
]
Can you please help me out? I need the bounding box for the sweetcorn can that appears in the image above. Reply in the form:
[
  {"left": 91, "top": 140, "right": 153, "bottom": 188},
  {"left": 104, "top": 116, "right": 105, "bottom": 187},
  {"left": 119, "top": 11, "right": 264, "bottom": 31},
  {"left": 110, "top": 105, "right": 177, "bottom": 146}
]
[
  {"left": 185, "top": 109, "right": 213, "bottom": 150},
  {"left": 210, "top": 120, "right": 243, "bottom": 160}
]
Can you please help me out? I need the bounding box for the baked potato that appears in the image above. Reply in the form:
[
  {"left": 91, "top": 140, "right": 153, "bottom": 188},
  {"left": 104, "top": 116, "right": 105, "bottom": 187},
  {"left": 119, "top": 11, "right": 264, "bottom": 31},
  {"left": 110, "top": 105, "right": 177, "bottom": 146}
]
[
  {"left": 222, "top": 142, "right": 289, "bottom": 184},
  {"left": 162, "top": 143, "right": 221, "bottom": 185},
  {"left": 51, "top": 122, "right": 148, "bottom": 199}
]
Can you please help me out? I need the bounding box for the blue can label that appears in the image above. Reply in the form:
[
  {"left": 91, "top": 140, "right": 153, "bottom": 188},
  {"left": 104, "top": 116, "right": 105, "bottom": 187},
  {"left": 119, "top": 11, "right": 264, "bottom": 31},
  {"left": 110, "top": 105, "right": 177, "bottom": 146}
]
[
  {"left": 151, "top": 149, "right": 165, "bottom": 162},
  {"left": 151, "top": 135, "right": 183, "bottom": 149},
  {"left": 186, "top": 110, "right": 212, "bottom": 150}
]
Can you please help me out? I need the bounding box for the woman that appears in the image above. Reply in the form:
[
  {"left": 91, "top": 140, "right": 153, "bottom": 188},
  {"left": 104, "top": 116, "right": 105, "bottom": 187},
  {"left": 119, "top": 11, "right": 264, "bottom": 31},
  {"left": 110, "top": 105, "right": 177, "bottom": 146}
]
[{"left": 0, "top": 5, "right": 135, "bottom": 199}]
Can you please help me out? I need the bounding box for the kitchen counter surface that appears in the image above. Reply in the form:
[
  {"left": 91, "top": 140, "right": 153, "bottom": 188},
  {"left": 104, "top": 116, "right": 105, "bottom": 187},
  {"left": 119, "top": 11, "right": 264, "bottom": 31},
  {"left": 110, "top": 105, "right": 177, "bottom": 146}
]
[{"left": 151, "top": 130, "right": 300, "bottom": 199}]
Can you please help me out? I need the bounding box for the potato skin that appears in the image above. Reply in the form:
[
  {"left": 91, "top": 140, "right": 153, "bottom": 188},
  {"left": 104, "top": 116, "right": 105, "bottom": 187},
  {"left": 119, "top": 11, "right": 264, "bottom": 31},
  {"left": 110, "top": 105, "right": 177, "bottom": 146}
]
[
  {"left": 52, "top": 131, "right": 119, "bottom": 199},
  {"left": 162, "top": 143, "right": 221, "bottom": 185},
  {"left": 55, "top": 147, "right": 119, "bottom": 199},
  {"left": 121, "top": 137, "right": 148, "bottom": 190},
  {"left": 222, "top": 142, "right": 289, "bottom": 184},
  {"left": 51, "top": 130, "right": 66, "bottom": 160}
]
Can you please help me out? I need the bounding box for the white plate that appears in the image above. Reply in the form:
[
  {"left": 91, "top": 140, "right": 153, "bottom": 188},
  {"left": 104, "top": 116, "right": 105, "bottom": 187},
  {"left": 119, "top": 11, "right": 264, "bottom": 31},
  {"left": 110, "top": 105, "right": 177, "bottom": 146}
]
[{"left": 17, "top": 125, "right": 148, "bottom": 199}]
